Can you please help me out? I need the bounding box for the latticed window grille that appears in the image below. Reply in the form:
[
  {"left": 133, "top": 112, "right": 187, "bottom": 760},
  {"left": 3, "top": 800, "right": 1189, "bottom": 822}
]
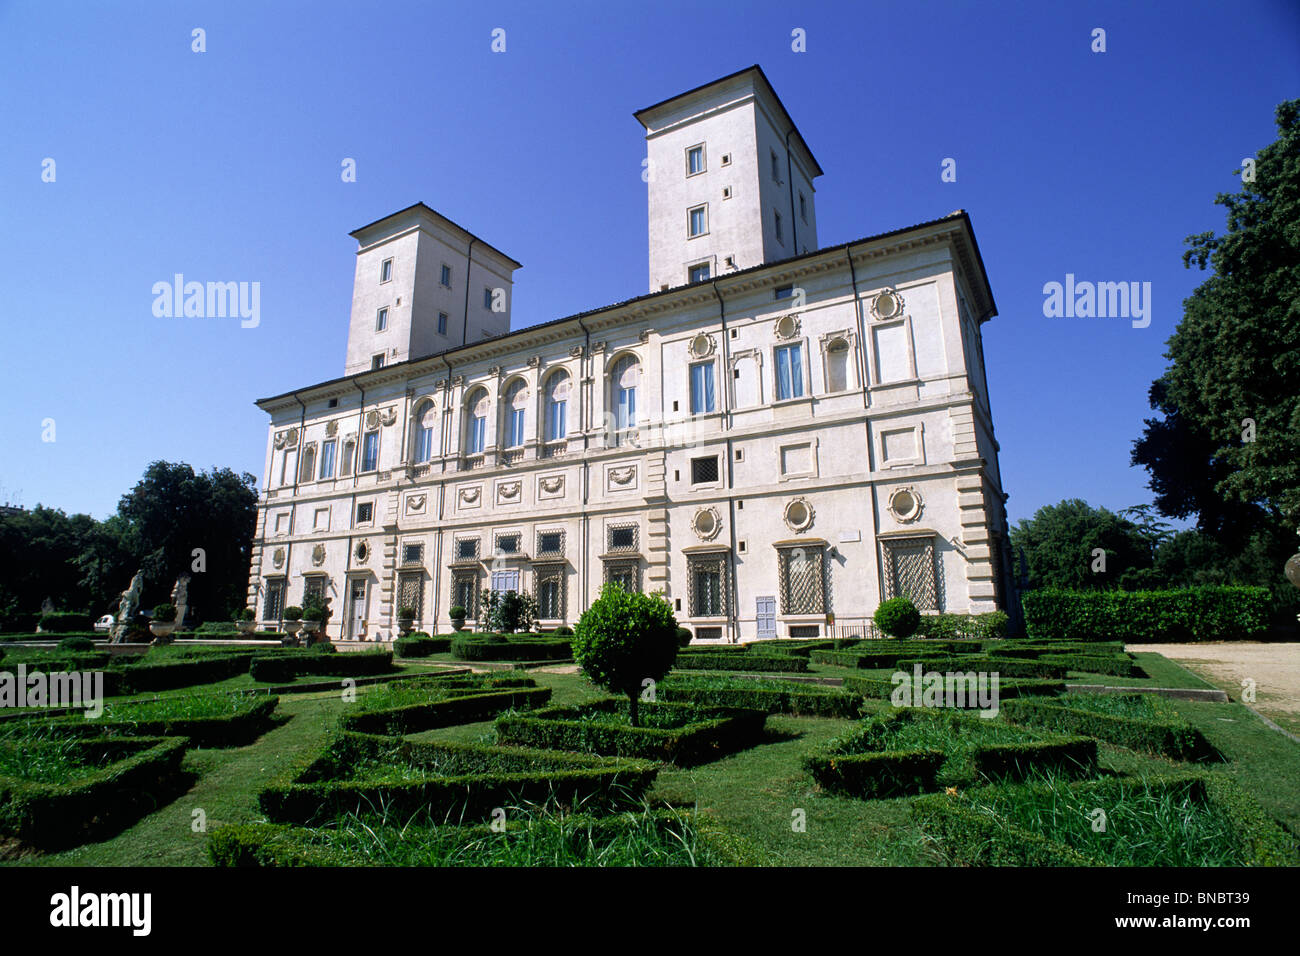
[
  {"left": 263, "top": 579, "right": 285, "bottom": 620},
  {"left": 303, "top": 576, "right": 326, "bottom": 608},
  {"left": 451, "top": 570, "right": 478, "bottom": 617},
  {"left": 536, "top": 531, "right": 565, "bottom": 557},
  {"left": 777, "top": 545, "right": 826, "bottom": 614},
  {"left": 397, "top": 572, "right": 424, "bottom": 619},
  {"left": 603, "top": 559, "right": 641, "bottom": 593},
  {"left": 401, "top": 543, "right": 424, "bottom": 566},
  {"left": 687, "top": 553, "right": 729, "bottom": 618},
  {"left": 534, "top": 563, "right": 566, "bottom": 619},
  {"left": 607, "top": 524, "right": 638, "bottom": 552},
  {"left": 455, "top": 538, "right": 480, "bottom": 561},
  {"left": 881, "top": 536, "right": 939, "bottom": 610}
]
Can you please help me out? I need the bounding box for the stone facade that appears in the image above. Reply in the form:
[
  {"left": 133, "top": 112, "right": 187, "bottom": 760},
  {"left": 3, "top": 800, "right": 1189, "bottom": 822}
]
[{"left": 246, "top": 66, "right": 1014, "bottom": 643}]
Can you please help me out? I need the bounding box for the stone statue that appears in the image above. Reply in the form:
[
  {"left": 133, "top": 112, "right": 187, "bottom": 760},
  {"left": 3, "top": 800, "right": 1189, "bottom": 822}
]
[
  {"left": 111, "top": 570, "right": 145, "bottom": 643},
  {"left": 40, "top": 597, "right": 54, "bottom": 615},
  {"left": 170, "top": 573, "right": 191, "bottom": 631}
]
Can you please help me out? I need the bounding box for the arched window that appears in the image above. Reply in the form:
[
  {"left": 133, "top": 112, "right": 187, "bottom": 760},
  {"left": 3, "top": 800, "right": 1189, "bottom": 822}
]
[
  {"left": 298, "top": 444, "right": 316, "bottom": 483},
  {"left": 826, "top": 338, "right": 850, "bottom": 392},
  {"left": 609, "top": 354, "right": 640, "bottom": 446},
  {"left": 503, "top": 379, "right": 527, "bottom": 449},
  {"left": 544, "top": 370, "right": 570, "bottom": 443},
  {"left": 464, "top": 387, "right": 488, "bottom": 455},
  {"left": 340, "top": 439, "right": 355, "bottom": 477},
  {"left": 414, "top": 401, "right": 437, "bottom": 462}
]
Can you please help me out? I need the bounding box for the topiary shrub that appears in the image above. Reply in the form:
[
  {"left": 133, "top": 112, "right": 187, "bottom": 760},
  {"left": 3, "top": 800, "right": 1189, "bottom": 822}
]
[
  {"left": 677, "top": 627, "right": 693, "bottom": 648},
  {"left": 573, "top": 583, "right": 678, "bottom": 727},
  {"left": 309, "top": 641, "right": 337, "bottom": 654},
  {"left": 152, "top": 603, "right": 177, "bottom": 624},
  {"left": 37, "top": 612, "right": 92, "bottom": 633},
  {"left": 874, "top": 597, "right": 920, "bottom": 639},
  {"left": 552, "top": 625, "right": 574, "bottom": 637},
  {"left": 57, "top": 636, "right": 95, "bottom": 652},
  {"left": 283, "top": 606, "right": 302, "bottom": 622}
]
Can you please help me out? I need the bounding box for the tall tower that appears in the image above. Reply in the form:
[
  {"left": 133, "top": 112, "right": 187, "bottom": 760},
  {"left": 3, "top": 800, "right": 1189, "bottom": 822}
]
[
  {"left": 343, "top": 203, "right": 521, "bottom": 375},
  {"left": 635, "top": 65, "right": 823, "bottom": 293}
]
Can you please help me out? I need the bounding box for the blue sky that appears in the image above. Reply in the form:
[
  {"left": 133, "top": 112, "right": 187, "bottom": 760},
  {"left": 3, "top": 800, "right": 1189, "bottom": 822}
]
[{"left": 1, "top": 0, "right": 1296, "bottom": 525}]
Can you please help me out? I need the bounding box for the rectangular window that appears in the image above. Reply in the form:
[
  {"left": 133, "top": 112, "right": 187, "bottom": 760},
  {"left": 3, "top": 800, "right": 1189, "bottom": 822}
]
[
  {"left": 303, "top": 575, "right": 325, "bottom": 608},
  {"left": 371, "top": 354, "right": 385, "bottom": 371},
  {"left": 778, "top": 545, "right": 826, "bottom": 614},
  {"left": 484, "top": 287, "right": 494, "bottom": 309},
  {"left": 536, "top": 567, "right": 564, "bottom": 619},
  {"left": 882, "top": 535, "right": 940, "bottom": 610},
  {"left": 690, "top": 456, "right": 719, "bottom": 484},
  {"left": 356, "top": 502, "right": 374, "bottom": 524},
  {"left": 799, "top": 193, "right": 807, "bottom": 222},
  {"left": 506, "top": 406, "right": 525, "bottom": 448},
  {"left": 537, "top": 531, "right": 564, "bottom": 556},
  {"left": 686, "top": 145, "right": 704, "bottom": 176},
  {"left": 456, "top": 538, "right": 479, "bottom": 561},
  {"left": 263, "top": 579, "right": 285, "bottom": 620},
  {"left": 496, "top": 533, "right": 521, "bottom": 555},
  {"left": 440, "top": 264, "right": 452, "bottom": 288},
  {"left": 688, "top": 263, "right": 710, "bottom": 284},
  {"left": 376, "top": 307, "right": 388, "bottom": 332},
  {"left": 438, "top": 312, "right": 448, "bottom": 335},
  {"left": 451, "top": 571, "right": 478, "bottom": 618},
  {"left": 774, "top": 210, "right": 783, "bottom": 245},
  {"left": 689, "top": 361, "right": 715, "bottom": 414},
  {"left": 547, "top": 398, "right": 567, "bottom": 441},
  {"left": 319, "top": 440, "right": 336, "bottom": 479},
  {"left": 771, "top": 149, "right": 780, "bottom": 181},
  {"left": 466, "top": 416, "right": 486, "bottom": 455},
  {"left": 687, "top": 554, "right": 728, "bottom": 617},
  {"left": 380, "top": 258, "right": 393, "bottom": 282},
  {"left": 688, "top": 205, "right": 707, "bottom": 237},
  {"left": 775, "top": 343, "right": 804, "bottom": 400},
  {"left": 608, "top": 525, "right": 637, "bottom": 552},
  {"left": 361, "top": 431, "right": 379, "bottom": 471},
  {"left": 402, "top": 543, "right": 424, "bottom": 565},
  {"left": 397, "top": 572, "right": 423, "bottom": 620},
  {"left": 603, "top": 559, "right": 640, "bottom": 593}
]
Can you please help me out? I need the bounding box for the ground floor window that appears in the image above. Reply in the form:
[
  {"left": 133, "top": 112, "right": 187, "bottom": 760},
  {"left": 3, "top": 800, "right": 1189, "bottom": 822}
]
[
  {"left": 603, "top": 559, "right": 640, "bottom": 593},
  {"left": 687, "top": 552, "right": 729, "bottom": 618},
  {"left": 263, "top": 578, "right": 285, "bottom": 620},
  {"left": 534, "top": 564, "right": 566, "bottom": 619},
  {"left": 451, "top": 569, "right": 479, "bottom": 618},
  {"left": 881, "top": 535, "right": 940, "bottom": 610},
  {"left": 303, "top": 575, "right": 326, "bottom": 609},
  {"left": 397, "top": 571, "right": 424, "bottom": 619},
  {"left": 777, "top": 544, "right": 827, "bottom": 615}
]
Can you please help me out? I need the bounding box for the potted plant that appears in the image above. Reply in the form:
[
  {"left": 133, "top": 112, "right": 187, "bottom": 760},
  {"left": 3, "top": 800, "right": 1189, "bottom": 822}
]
[
  {"left": 233, "top": 606, "right": 256, "bottom": 634},
  {"left": 282, "top": 606, "right": 303, "bottom": 643},
  {"left": 301, "top": 603, "right": 325, "bottom": 639},
  {"left": 448, "top": 605, "right": 466, "bottom": 632},
  {"left": 396, "top": 606, "right": 416, "bottom": 636},
  {"left": 149, "top": 603, "right": 177, "bottom": 641}
]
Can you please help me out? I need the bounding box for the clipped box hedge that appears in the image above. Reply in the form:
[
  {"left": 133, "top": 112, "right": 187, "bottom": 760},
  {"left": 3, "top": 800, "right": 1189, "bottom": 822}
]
[
  {"left": 494, "top": 698, "right": 767, "bottom": 766},
  {"left": 1000, "top": 695, "right": 1217, "bottom": 761},
  {"left": 0, "top": 735, "right": 188, "bottom": 850},
  {"left": 1021, "top": 586, "right": 1271, "bottom": 642},
  {"left": 393, "top": 635, "right": 452, "bottom": 658},
  {"left": 39, "top": 696, "right": 280, "bottom": 748},
  {"left": 258, "top": 730, "right": 657, "bottom": 825},
  {"left": 743, "top": 639, "right": 838, "bottom": 658},
  {"left": 674, "top": 653, "right": 808, "bottom": 673},
  {"left": 896, "top": 655, "right": 1070, "bottom": 680},
  {"left": 912, "top": 772, "right": 1299, "bottom": 866},
  {"left": 37, "top": 612, "right": 93, "bottom": 634},
  {"left": 658, "top": 677, "right": 862, "bottom": 717},
  {"left": 804, "top": 708, "right": 1097, "bottom": 800},
  {"left": 1039, "top": 653, "right": 1142, "bottom": 678},
  {"left": 250, "top": 650, "right": 394, "bottom": 683},
  {"left": 810, "top": 649, "right": 949, "bottom": 669},
  {"left": 842, "top": 674, "right": 1066, "bottom": 703},
  {"left": 450, "top": 636, "right": 573, "bottom": 662},
  {"left": 113, "top": 652, "right": 260, "bottom": 693},
  {"left": 339, "top": 685, "right": 552, "bottom": 735}
]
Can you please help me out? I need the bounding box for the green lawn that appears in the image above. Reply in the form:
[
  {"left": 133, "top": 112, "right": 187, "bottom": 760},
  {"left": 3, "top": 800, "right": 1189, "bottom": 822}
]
[{"left": 3, "top": 651, "right": 1296, "bottom": 866}]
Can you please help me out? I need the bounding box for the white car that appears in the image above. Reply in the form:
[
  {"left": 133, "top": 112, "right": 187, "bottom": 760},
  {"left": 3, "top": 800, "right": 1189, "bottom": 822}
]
[{"left": 93, "top": 614, "right": 115, "bottom": 633}]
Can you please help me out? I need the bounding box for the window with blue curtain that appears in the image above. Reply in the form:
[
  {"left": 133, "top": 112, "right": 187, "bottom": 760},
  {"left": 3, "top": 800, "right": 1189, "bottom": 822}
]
[
  {"left": 775, "top": 344, "right": 803, "bottom": 400},
  {"left": 547, "top": 398, "right": 566, "bottom": 440},
  {"left": 414, "top": 403, "right": 436, "bottom": 462},
  {"left": 504, "top": 381, "right": 526, "bottom": 448},
  {"left": 611, "top": 356, "right": 638, "bottom": 432},
  {"left": 361, "top": 431, "right": 379, "bottom": 472},
  {"left": 690, "top": 361, "right": 715, "bottom": 414},
  {"left": 467, "top": 415, "right": 485, "bottom": 454},
  {"left": 319, "top": 440, "right": 336, "bottom": 479},
  {"left": 616, "top": 385, "right": 636, "bottom": 430}
]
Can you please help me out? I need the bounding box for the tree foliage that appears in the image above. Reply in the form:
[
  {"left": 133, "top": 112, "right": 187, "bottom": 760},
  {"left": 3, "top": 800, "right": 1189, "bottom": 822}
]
[
  {"left": 572, "top": 583, "right": 678, "bottom": 727},
  {"left": 1010, "top": 499, "right": 1158, "bottom": 591}
]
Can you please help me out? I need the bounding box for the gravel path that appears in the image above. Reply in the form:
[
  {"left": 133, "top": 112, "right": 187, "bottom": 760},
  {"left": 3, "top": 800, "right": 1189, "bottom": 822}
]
[{"left": 1128, "top": 642, "right": 1300, "bottom": 729}]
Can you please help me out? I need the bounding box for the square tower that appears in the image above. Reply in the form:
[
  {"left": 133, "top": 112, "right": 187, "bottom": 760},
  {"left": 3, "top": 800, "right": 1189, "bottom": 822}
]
[
  {"left": 343, "top": 203, "right": 521, "bottom": 375},
  {"left": 635, "top": 65, "right": 823, "bottom": 292}
]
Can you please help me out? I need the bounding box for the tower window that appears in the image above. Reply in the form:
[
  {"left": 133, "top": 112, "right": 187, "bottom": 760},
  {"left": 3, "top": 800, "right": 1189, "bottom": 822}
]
[
  {"left": 771, "top": 149, "right": 780, "bottom": 181},
  {"left": 371, "top": 354, "right": 385, "bottom": 371},
  {"left": 799, "top": 192, "right": 807, "bottom": 222},
  {"left": 721, "top": 153, "right": 731, "bottom": 166},
  {"left": 380, "top": 258, "right": 393, "bottom": 283},
  {"left": 686, "top": 144, "right": 705, "bottom": 176},
  {"left": 376, "top": 307, "right": 388, "bottom": 332},
  {"left": 440, "top": 264, "right": 452, "bottom": 288},
  {"left": 775, "top": 210, "right": 784, "bottom": 245},
  {"left": 484, "top": 287, "right": 494, "bottom": 309},
  {"left": 438, "top": 312, "right": 448, "bottom": 335},
  {"left": 688, "top": 204, "right": 708, "bottom": 238},
  {"left": 688, "top": 263, "right": 710, "bottom": 284}
]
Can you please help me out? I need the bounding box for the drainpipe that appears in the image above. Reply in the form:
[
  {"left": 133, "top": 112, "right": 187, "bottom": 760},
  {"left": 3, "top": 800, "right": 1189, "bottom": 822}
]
[
  {"left": 711, "top": 281, "right": 741, "bottom": 643},
  {"left": 845, "top": 243, "right": 883, "bottom": 622},
  {"left": 785, "top": 129, "right": 798, "bottom": 254},
  {"left": 462, "top": 237, "right": 477, "bottom": 347},
  {"left": 576, "top": 316, "right": 591, "bottom": 617}
]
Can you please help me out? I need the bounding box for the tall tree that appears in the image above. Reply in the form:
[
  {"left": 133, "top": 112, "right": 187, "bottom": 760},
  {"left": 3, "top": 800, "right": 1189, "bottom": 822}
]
[
  {"left": 1132, "top": 99, "right": 1300, "bottom": 532},
  {"left": 1009, "top": 499, "right": 1156, "bottom": 591}
]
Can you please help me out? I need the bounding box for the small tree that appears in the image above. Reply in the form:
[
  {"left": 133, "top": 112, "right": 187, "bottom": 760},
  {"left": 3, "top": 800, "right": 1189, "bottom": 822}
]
[
  {"left": 573, "top": 583, "right": 678, "bottom": 727},
  {"left": 479, "top": 589, "right": 538, "bottom": 633},
  {"left": 874, "top": 597, "right": 920, "bottom": 639}
]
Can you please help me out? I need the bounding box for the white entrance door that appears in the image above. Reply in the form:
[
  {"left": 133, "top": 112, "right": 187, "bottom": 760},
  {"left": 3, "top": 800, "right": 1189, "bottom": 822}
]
[
  {"left": 756, "top": 596, "right": 777, "bottom": 639},
  {"left": 348, "top": 579, "right": 368, "bottom": 640},
  {"left": 491, "top": 569, "right": 520, "bottom": 594}
]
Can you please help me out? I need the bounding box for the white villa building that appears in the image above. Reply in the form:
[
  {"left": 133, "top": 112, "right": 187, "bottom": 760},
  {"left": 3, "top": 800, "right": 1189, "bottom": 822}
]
[{"left": 246, "top": 65, "right": 1014, "bottom": 643}]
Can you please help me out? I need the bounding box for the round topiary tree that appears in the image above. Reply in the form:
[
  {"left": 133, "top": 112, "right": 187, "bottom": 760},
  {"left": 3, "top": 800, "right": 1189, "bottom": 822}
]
[
  {"left": 874, "top": 597, "right": 921, "bottom": 639},
  {"left": 573, "top": 583, "right": 678, "bottom": 727}
]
